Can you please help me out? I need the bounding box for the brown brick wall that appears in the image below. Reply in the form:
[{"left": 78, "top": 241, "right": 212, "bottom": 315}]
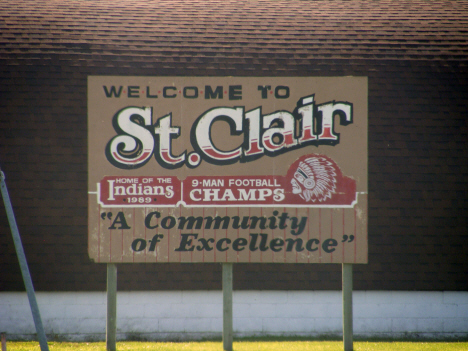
[{"left": 0, "top": 0, "right": 467, "bottom": 291}]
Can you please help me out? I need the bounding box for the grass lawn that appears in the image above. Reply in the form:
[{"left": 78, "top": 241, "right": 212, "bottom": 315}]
[{"left": 6, "top": 340, "right": 468, "bottom": 351}]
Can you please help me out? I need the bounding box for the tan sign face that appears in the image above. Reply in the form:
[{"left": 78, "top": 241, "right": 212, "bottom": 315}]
[{"left": 88, "top": 76, "right": 368, "bottom": 263}]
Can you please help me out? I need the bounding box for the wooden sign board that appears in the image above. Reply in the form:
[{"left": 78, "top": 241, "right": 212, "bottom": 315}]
[{"left": 88, "top": 77, "right": 368, "bottom": 263}]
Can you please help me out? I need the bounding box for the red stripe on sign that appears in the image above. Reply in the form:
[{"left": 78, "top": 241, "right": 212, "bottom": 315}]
[
  {"left": 167, "top": 208, "right": 170, "bottom": 263},
  {"left": 330, "top": 210, "right": 333, "bottom": 263},
  {"left": 319, "top": 209, "right": 322, "bottom": 263},
  {"left": 237, "top": 207, "right": 239, "bottom": 263},
  {"left": 307, "top": 207, "right": 310, "bottom": 264},
  {"left": 112, "top": 150, "right": 151, "bottom": 164},
  {"left": 144, "top": 207, "right": 147, "bottom": 263},
  {"left": 248, "top": 207, "right": 251, "bottom": 263},
  {"left": 133, "top": 208, "right": 135, "bottom": 263},
  {"left": 354, "top": 209, "right": 357, "bottom": 263},
  {"left": 214, "top": 208, "right": 217, "bottom": 262},
  {"left": 98, "top": 204, "right": 101, "bottom": 263},
  {"left": 202, "top": 208, "right": 205, "bottom": 263},
  {"left": 121, "top": 207, "right": 124, "bottom": 263},
  {"left": 342, "top": 209, "right": 345, "bottom": 262},
  {"left": 285, "top": 207, "right": 288, "bottom": 263},
  {"left": 295, "top": 208, "right": 298, "bottom": 263},
  {"left": 260, "top": 207, "right": 263, "bottom": 263},
  {"left": 225, "top": 207, "right": 228, "bottom": 262},
  {"left": 191, "top": 207, "right": 193, "bottom": 262},
  {"left": 202, "top": 146, "right": 241, "bottom": 159},
  {"left": 179, "top": 204, "right": 182, "bottom": 262},
  {"left": 109, "top": 214, "right": 112, "bottom": 263}
]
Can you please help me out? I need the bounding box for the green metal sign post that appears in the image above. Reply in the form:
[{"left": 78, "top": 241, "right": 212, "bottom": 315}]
[
  {"left": 222, "top": 263, "right": 233, "bottom": 351},
  {"left": 107, "top": 264, "right": 117, "bottom": 351},
  {"left": 343, "top": 264, "right": 353, "bottom": 351}
]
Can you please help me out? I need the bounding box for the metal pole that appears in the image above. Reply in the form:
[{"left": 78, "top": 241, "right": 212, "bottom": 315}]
[
  {"left": 0, "top": 169, "right": 49, "bottom": 351},
  {"left": 222, "top": 263, "right": 233, "bottom": 351},
  {"left": 342, "top": 263, "right": 353, "bottom": 351},
  {"left": 106, "top": 263, "right": 117, "bottom": 351}
]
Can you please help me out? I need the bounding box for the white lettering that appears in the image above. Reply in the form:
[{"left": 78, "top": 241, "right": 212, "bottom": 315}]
[
  {"left": 104, "top": 96, "right": 353, "bottom": 170},
  {"left": 190, "top": 189, "right": 202, "bottom": 201},
  {"left": 258, "top": 188, "right": 273, "bottom": 201},
  {"left": 106, "top": 107, "right": 154, "bottom": 169},
  {"left": 238, "top": 189, "right": 257, "bottom": 201},
  {"left": 107, "top": 180, "right": 115, "bottom": 200},
  {"left": 273, "top": 188, "right": 285, "bottom": 202},
  {"left": 220, "top": 189, "right": 237, "bottom": 201},
  {"left": 194, "top": 107, "right": 244, "bottom": 162},
  {"left": 165, "top": 185, "right": 174, "bottom": 198},
  {"left": 203, "top": 189, "right": 221, "bottom": 201}
]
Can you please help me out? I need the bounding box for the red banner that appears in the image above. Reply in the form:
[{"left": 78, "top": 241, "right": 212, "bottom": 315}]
[{"left": 99, "top": 154, "right": 356, "bottom": 208}]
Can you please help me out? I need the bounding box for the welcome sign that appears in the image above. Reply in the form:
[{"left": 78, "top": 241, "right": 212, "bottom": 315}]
[{"left": 88, "top": 77, "right": 368, "bottom": 263}]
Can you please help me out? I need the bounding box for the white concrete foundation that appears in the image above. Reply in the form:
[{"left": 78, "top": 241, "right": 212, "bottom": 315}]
[{"left": 0, "top": 291, "right": 467, "bottom": 341}]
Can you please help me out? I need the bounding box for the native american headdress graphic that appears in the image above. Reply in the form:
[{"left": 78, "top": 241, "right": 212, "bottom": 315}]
[{"left": 290, "top": 155, "right": 338, "bottom": 202}]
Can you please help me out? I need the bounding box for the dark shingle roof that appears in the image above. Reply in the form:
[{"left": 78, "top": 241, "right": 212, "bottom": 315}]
[{"left": 1, "top": 0, "right": 467, "bottom": 65}]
